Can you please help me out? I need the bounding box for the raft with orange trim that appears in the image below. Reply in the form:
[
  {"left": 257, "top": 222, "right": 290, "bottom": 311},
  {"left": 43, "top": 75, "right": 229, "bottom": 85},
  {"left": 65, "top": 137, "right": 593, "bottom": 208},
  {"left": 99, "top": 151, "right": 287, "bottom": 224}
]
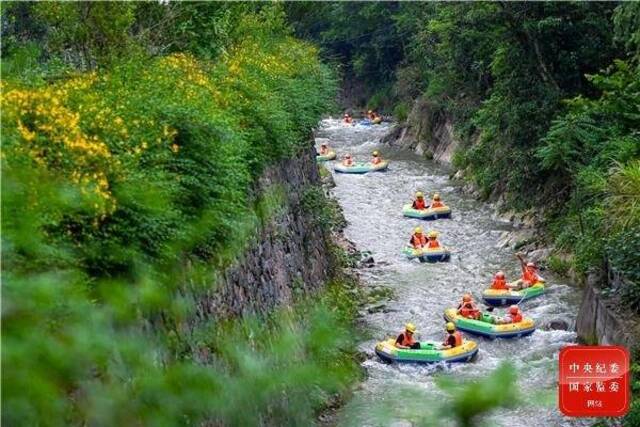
[
  {"left": 334, "top": 160, "right": 389, "bottom": 174},
  {"left": 375, "top": 339, "right": 478, "bottom": 364},
  {"left": 443, "top": 308, "right": 536, "bottom": 339},
  {"left": 482, "top": 282, "right": 545, "bottom": 306}
]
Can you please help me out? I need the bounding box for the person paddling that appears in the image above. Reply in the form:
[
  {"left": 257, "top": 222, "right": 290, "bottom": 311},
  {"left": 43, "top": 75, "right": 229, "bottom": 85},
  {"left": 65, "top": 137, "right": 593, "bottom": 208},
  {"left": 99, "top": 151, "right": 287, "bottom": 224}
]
[
  {"left": 395, "top": 323, "right": 420, "bottom": 349},
  {"left": 511, "top": 253, "right": 543, "bottom": 289}
]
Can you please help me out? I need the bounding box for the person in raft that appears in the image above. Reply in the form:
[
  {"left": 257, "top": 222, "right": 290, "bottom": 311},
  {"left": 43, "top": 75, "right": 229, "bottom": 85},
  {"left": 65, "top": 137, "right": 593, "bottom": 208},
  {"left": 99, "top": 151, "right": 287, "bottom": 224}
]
[
  {"left": 490, "top": 271, "right": 509, "bottom": 290},
  {"left": 457, "top": 294, "right": 482, "bottom": 320},
  {"left": 431, "top": 193, "right": 445, "bottom": 208},
  {"left": 410, "top": 227, "right": 427, "bottom": 249},
  {"left": 371, "top": 150, "right": 383, "bottom": 165},
  {"left": 367, "top": 109, "right": 375, "bottom": 120},
  {"left": 496, "top": 305, "right": 523, "bottom": 324},
  {"left": 342, "top": 153, "right": 354, "bottom": 167},
  {"left": 441, "top": 322, "right": 463, "bottom": 349},
  {"left": 412, "top": 191, "right": 429, "bottom": 210},
  {"left": 318, "top": 143, "right": 331, "bottom": 156},
  {"left": 395, "top": 323, "right": 421, "bottom": 349},
  {"left": 511, "top": 253, "right": 544, "bottom": 290},
  {"left": 343, "top": 113, "right": 353, "bottom": 124},
  {"left": 425, "top": 230, "right": 440, "bottom": 248}
]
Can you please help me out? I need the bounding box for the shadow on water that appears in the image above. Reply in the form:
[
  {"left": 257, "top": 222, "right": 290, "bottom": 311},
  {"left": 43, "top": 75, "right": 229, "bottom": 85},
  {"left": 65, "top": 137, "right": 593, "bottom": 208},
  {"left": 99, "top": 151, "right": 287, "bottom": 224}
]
[{"left": 317, "top": 119, "right": 591, "bottom": 427}]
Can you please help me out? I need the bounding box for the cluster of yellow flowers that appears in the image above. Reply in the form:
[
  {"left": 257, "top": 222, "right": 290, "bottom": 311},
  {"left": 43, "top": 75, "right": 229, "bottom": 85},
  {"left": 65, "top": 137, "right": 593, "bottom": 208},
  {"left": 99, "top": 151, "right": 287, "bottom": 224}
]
[{"left": 1, "top": 80, "right": 115, "bottom": 212}]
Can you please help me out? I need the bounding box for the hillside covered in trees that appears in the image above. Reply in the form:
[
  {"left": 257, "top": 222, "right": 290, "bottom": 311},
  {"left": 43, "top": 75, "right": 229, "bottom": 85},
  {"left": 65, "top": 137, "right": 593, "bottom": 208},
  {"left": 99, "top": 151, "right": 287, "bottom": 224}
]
[{"left": 287, "top": 1, "right": 640, "bottom": 310}]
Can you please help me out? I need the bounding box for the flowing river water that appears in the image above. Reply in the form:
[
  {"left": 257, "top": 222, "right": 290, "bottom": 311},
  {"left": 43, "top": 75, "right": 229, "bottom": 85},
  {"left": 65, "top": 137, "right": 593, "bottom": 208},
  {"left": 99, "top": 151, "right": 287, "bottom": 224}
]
[{"left": 315, "top": 119, "right": 591, "bottom": 427}]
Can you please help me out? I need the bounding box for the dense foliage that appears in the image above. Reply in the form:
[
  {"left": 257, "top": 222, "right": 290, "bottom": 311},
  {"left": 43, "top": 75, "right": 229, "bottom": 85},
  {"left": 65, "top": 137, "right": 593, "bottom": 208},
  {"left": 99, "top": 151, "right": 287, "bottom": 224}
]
[
  {"left": 289, "top": 2, "right": 640, "bottom": 308},
  {"left": 1, "top": 3, "right": 354, "bottom": 425}
]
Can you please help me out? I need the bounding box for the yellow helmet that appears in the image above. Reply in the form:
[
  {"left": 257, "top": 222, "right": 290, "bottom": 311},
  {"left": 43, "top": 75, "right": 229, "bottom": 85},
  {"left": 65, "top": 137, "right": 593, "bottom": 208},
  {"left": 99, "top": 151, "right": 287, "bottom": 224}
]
[
  {"left": 372, "top": 150, "right": 379, "bottom": 156},
  {"left": 414, "top": 227, "right": 423, "bottom": 234},
  {"left": 415, "top": 191, "right": 424, "bottom": 199},
  {"left": 446, "top": 322, "right": 455, "bottom": 332},
  {"left": 427, "top": 230, "right": 438, "bottom": 238},
  {"left": 405, "top": 323, "right": 417, "bottom": 333},
  {"left": 433, "top": 193, "right": 441, "bottom": 200}
]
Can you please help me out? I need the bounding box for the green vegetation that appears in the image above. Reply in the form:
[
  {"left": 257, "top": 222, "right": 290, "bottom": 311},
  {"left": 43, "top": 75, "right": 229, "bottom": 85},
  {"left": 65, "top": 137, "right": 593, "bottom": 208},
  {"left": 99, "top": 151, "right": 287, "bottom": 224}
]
[
  {"left": 2, "top": 3, "right": 356, "bottom": 425},
  {"left": 290, "top": 2, "right": 640, "bottom": 309}
]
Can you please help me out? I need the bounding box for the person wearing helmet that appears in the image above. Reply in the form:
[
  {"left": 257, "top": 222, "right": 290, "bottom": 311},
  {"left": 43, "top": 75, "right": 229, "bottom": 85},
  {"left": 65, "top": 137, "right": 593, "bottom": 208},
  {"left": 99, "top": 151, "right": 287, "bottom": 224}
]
[
  {"left": 441, "top": 322, "right": 463, "bottom": 349},
  {"left": 457, "top": 294, "right": 481, "bottom": 320},
  {"left": 371, "top": 150, "right": 383, "bottom": 165},
  {"left": 426, "top": 230, "right": 441, "bottom": 249},
  {"left": 490, "top": 271, "right": 509, "bottom": 290},
  {"left": 372, "top": 112, "right": 383, "bottom": 124},
  {"left": 496, "top": 305, "right": 524, "bottom": 324},
  {"left": 342, "top": 153, "right": 354, "bottom": 167},
  {"left": 367, "top": 109, "right": 375, "bottom": 120},
  {"left": 410, "top": 227, "right": 427, "bottom": 249},
  {"left": 343, "top": 113, "right": 353, "bottom": 124},
  {"left": 412, "top": 191, "right": 428, "bottom": 210},
  {"left": 318, "top": 143, "right": 331, "bottom": 156},
  {"left": 395, "top": 323, "right": 421, "bottom": 349},
  {"left": 513, "top": 253, "right": 543, "bottom": 289},
  {"left": 431, "top": 193, "right": 445, "bottom": 208}
]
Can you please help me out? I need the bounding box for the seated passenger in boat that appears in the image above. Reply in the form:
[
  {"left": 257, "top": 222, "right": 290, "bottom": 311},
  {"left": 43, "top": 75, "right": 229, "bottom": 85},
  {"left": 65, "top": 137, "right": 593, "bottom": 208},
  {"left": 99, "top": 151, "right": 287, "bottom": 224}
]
[
  {"left": 431, "top": 193, "right": 445, "bottom": 208},
  {"left": 410, "top": 227, "right": 427, "bottom": 249},
  {"left": 490, "top": 271, "right": 509, "bottom": 290},
  {"left": 318, "top": 143, "right": 331, "bottom": 156},
  {"left": 457, "top": 294, "right": 481, "bottom": 320},
  {"left": 426, "top": 230, "right": 440, "bottom": 249},
  {"left": 371, "top": 150, "right": 383, "bottom": 165},
  {"left": 395, "top": 323, "right": 420, "bottom": 349},
  {"left": 441, "top": 322, "right": 463, "bottom": 349},
  {"left": 342, "top": 153, "right": 354, "bottom": 167},
  {"left": 412, "top": 191, "right": 428, "bottom": 210},
  {"left": 343, "top": 113, "right": 353, "bottom": 124},
  {"left": 496, "top": 305, "right": 523, "bottom": 324},
  {"left": 511, "top": 253, "right": 543, "bottom": 290}
]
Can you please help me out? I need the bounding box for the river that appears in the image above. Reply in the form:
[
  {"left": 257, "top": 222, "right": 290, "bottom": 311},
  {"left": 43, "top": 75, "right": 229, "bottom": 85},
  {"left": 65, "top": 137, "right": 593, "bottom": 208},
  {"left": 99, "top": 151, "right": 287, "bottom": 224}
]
[{"left": 315, "top": 118, "right": 591, "bottom": 427}]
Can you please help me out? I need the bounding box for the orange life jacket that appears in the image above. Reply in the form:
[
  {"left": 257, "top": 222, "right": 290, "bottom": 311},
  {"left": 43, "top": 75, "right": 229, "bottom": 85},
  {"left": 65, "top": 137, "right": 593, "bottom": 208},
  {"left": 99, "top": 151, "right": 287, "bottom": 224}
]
[
  {"left": 491, "top": 278, "right": 509, "bottom": 290},
  {"left": 397, "top": 332, "right": 416, "bottom": 347},
  {"left": 521, "top": 266, "right": 538, "bottom": 284},
  {"left": 343, "top": 159, "right": 353, "bottom": 166},
  {"left": 413, "top": 199, "right": 427, "bottom": 210},
  {"left": 509, "top": 312, "right": 523, "bottom": 323},
  {"left": 431, "top": 200, "right": 444, "bottom": 208},
  {"left": 372, "top": 157, "right": 381, "bottom": 165},
  {"left": 459, "top": 302, "right": 480, "bottom": 318},
  {"left": 452, "top": 331, "right": 463, "bottom": 347},
  {"left": 427, "top": 239, "right": 440, "bottom": 249},
  {"left": 411, "top": 233, "right": 427, "bottom": 248}
]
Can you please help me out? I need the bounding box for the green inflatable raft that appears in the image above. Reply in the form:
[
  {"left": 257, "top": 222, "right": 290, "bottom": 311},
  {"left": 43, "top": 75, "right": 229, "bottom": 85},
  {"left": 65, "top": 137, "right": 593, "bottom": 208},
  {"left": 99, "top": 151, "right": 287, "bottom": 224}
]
[
  {"left": 375, "top": 338, "right": 478, "bottom": 364},
  {"left": 334, "top": 160, "right": 389, "bottom": 174},
  {"left": 482, "top": 282, "right": 545, "bottom": 306},
  {"left": 443, "top": 308, "right": 536, "bottom": 339},
  {"left": 402, "top": 204, "right": 452, "bottom": 220},
  {"left": 316, "top": 151, "right": 336, "bottom": 162}
]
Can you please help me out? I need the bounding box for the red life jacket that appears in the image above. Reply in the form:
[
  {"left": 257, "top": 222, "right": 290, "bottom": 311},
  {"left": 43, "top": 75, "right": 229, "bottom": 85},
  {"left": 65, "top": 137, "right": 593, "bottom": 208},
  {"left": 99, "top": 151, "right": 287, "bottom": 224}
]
[
  {"left": 491, "top": 278, "right": 509, "bottom": 290},
  {"left": 431, "top": 200, "right": 444, "bottom": 208},
  {"left": 521, "top": 267, "right": 538, "bottom": 284},
  {"left": 427, "top": 239, "right": 440, "bottom": 249},
  {"left": 413, "top": 199, "right": 427, "bottom": 210},
  {"left": 459, "top": 302, "right": 480, "bottom": 318},
  {"left": 508, "top": 312, "right": 523, "bottom": 323},
  {"left": 411, "top": 234, "right": 427, "bottom": 248},
  {"left": 397, "top": 332, "right": 416, "bottom": 347}
]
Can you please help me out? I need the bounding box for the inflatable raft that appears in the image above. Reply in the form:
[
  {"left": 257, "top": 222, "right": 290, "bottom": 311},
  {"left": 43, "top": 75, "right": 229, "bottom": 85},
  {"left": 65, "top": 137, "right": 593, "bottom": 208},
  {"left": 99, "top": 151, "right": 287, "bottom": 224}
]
[
  {"left": 402, "top": 204, "right": 452, "bottom": 220},
  {"left": 334, "top": 161, "right": 389, "bottom": 174},
  {"left": 482, "top": 282, "right": 545, "bottom": 306},
  {"left": 443, "top": 308, "right": 535, "bottom": 339},
  {"left": 375, "top": 338, "right": 478, "bottom": 364},
  {"left": 316, "top": 151, "right": 337, "bottom": 162},
  {"left": 402, "top": 246, "right": 451, "bottom": 262}
]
